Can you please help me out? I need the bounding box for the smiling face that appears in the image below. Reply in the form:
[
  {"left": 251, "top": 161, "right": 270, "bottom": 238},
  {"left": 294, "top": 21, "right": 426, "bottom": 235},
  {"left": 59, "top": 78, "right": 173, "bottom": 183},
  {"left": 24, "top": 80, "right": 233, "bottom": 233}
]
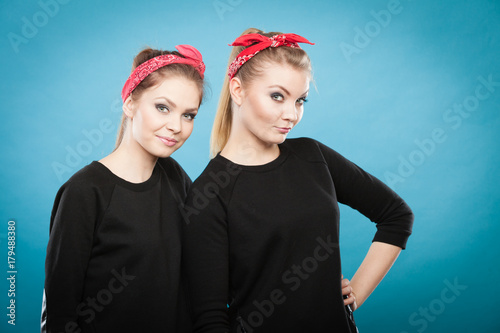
[
  {"left": 231, "top": 62, "right": 310, "bottom": 148},
  {"left": 124, "top": 75, "right": 201, "bottom": 159}
]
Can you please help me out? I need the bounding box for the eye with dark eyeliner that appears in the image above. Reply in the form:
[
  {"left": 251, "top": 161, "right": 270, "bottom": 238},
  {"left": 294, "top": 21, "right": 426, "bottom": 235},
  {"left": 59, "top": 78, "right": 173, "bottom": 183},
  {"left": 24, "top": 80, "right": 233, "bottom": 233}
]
[
  {"left": 297, "top": 97, "right": 308, "bottom": 105},
  {"left": 270, "top": 93, "right": 284, "bottom": 101},
  {"left": 183, "top": 113, "right": 197, "bottom": 121},
  {"left": 156, "top": 104, "right": 169, "bottom": 113}
]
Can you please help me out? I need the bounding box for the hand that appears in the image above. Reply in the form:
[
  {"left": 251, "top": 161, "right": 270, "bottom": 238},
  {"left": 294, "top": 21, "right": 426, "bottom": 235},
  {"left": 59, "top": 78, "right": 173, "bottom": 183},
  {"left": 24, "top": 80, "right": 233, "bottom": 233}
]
[{"left": 342, "top": 275, "right": 358, "bottom": 311}]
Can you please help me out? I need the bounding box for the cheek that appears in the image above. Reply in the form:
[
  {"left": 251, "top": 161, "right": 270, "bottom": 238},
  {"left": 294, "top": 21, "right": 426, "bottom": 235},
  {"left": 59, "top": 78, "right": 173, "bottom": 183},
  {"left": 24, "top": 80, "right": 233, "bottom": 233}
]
[
  {"left": 296, "top": 109, "right": 304, "bottom": 123},
  {"left": 134, "top": 109, "right": 162, "bottom": 138},
  {"left": 181, "top": 121, "right": 194, "bottom": 139},
  {"left": 250, "top": 97, "right": 280, "bottom": 123},
  {"left": 144, "top": 111, "right": 166, "bottom": 133}
]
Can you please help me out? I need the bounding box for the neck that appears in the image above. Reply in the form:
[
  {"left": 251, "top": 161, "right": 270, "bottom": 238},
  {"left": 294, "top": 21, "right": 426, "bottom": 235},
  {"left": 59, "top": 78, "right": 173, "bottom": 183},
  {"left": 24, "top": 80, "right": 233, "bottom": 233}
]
[
  {"left": 100, "top": 132, "right": 158, "bottom": 183},
  {"left": 221, "top": 123, "right": 280, "bottom": 166}
]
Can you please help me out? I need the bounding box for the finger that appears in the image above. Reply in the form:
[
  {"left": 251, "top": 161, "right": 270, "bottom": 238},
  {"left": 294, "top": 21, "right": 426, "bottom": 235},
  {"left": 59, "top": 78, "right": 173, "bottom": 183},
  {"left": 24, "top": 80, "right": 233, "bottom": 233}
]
[
  {"left": 342, "top": 285, "right": 352, "bottom": 296},
  {"left": 341, "top": 278, "right": 351, "bottom": 294},
  {"left": 344, "top": 293, "right": 355, "bottom": 305}
]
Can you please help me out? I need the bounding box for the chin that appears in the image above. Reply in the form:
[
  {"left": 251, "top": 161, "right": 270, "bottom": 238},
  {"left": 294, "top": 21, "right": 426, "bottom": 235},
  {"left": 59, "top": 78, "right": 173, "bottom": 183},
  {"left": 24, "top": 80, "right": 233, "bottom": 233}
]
[
  {"left": 271, "top": 135, "right": 288, "bottom": 144},
  {"left": 160, "top": 148, "right": 179, "bottom": 158},
  {"left": 148, "top": 146, "right": 178, "bottom": 159},
  {"left": 156, "top": 152, "right": 173, "bottom": 158}
]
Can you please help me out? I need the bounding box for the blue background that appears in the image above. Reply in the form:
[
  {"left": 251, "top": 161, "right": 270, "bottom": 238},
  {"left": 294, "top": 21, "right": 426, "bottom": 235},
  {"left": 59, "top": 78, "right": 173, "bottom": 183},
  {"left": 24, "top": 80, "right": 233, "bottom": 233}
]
[{"left": 1, "top": 0, "right": 499, "bottom": 332}]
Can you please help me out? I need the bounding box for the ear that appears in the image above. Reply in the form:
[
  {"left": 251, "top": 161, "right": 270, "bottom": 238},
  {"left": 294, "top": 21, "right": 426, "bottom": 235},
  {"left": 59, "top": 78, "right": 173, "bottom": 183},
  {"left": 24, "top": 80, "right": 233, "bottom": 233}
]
[
  {"left": 122, "top": 96, "right": 135, "bottom": 119},
  {"left": 229, "top": 77, "right": 244, "bottom": 106}
]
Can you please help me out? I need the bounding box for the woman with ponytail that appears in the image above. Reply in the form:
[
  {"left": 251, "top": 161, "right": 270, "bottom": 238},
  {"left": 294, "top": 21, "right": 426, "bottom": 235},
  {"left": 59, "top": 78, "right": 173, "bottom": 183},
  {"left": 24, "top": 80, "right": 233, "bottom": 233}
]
[
  {"left": 183, "top": 28, "right": 414, "bottom": 332},
  {"left": 42, "top": 45, "right": 206, "bottom": 332}
]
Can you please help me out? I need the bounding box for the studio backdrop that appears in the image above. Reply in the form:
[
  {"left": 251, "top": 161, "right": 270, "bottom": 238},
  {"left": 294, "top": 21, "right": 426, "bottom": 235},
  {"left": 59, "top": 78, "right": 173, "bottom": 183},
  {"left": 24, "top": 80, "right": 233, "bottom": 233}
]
[{"left": 1, "top": 0, "right": 499, "bottom": 332}]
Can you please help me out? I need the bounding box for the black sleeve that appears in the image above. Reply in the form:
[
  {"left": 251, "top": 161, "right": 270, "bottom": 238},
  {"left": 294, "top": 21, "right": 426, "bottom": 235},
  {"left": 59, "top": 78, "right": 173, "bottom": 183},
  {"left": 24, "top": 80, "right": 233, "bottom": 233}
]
[
  {"left": 44, "top": 180, "right": 98, "bottom": 332},
  {"left": 182, "top": 172, "right": 231, "bottom": 333},
  {"left": 316, "top": 140, "right": 414, "bottom": 249}
]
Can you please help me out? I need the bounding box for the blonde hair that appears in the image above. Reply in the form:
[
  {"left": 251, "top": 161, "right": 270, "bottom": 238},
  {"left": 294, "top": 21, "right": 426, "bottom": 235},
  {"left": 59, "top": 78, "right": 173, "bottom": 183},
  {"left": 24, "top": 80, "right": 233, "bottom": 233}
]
[
  {"left": 210, "top": 28, "right": 312, "bottom": 157},
  {"left": 115, "top": 48, "right": 206, "bottom": 149}
]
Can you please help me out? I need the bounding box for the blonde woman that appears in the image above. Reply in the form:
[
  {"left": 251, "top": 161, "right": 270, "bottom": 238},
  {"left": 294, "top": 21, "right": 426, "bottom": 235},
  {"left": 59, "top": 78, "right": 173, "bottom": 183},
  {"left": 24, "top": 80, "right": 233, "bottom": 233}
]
[
  {"left": 182, "top": 28, "right": 414, "bottom": 333},
  {"left": 43, "top": 45, "right": 205, "bottom": 332}
]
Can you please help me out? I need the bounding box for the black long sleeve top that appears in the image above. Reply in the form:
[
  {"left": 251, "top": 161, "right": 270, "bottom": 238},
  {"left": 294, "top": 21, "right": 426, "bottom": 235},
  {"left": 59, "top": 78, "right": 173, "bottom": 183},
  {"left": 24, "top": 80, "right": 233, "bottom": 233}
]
[
  {"left": 182, "top": 138, "right": 414, "bottom": 333},
  {"left": 43, "top": 158, "right": 192, "bottom": 332}
]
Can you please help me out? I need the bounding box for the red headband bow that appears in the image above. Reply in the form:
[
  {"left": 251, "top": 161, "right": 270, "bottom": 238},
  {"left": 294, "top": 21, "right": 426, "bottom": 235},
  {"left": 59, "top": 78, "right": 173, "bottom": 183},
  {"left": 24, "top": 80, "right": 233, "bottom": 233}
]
[
  {"left": 121, "top": 44, "right": 205, "bottom": 102},
  {"left": 227, "top": 33, "right": 314, "bottom": 79}
]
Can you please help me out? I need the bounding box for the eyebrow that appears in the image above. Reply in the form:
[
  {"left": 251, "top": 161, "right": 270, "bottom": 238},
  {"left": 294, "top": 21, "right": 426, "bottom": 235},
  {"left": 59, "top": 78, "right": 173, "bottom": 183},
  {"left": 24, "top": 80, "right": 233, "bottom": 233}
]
[
  {"left": 154, "top": 97, "right": 198, "bottom": 112},
  {"left": 268, "top": 85, "right": 309, "bottom": 97}
]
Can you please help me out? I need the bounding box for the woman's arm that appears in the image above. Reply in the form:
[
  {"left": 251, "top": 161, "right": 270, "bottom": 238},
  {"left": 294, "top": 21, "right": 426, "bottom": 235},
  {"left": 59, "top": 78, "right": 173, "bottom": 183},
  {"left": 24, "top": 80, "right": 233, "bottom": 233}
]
[
  {"left": 44, "top": 181, "right": 97, "bottom": 332},
  {"left": 344, "top": 242, "right": 401, "bottom": 310},
  {"left": 316, "top": 140, "right": 413, "bottom": 309},
  {"left": 316, "top": 140, "right": 414, "bottom": 249}
]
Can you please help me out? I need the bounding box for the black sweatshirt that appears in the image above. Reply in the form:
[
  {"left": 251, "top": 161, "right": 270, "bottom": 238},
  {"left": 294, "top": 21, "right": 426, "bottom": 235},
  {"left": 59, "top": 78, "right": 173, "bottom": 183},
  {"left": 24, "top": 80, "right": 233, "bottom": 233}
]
[
  {"left": 43, "top": 158, "right": 192, "bottom": 333},
  {"left": 182, "top": 138, "right": 414, "bottom": 333}
]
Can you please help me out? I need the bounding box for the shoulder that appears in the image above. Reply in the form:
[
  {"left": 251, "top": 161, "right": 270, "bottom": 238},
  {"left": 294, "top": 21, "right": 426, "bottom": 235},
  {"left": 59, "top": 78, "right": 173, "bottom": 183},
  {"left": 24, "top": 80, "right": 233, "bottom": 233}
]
[
  {"left": 158, "top": 157, "right": 185, "bottom": 174},
  {"left": 61, "top": 161, "right": 112, "bottom": 194},
  {"left": 157, "top": 156, "right": 192, "bottom": 191},
  {"left": 282, "top": 137, "right": 319, "bottom": 150},
  {"left": 157, "top": 157, "right": 191, "bottom": 182},
  {"left": 187, "top": 155, "right": 240, "bottom": 201},
  {"left": 50, "top": 162, "right": 113, "bottom": 220},
  {"left": 190, "top": 154, "right": 225, "bottom": 181},
  {"left": 184, "top": 157, "right": 237, "bottom": 223},
  {"left": 282, "top": 137, "right": 341, "bottom": 163}
]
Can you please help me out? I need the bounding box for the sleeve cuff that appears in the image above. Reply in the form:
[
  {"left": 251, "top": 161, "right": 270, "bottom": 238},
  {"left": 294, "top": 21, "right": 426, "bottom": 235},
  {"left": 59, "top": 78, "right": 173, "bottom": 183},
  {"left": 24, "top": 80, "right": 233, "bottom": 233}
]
[{"left": 372, "top": 229, "right": 411, "bottom": 250}]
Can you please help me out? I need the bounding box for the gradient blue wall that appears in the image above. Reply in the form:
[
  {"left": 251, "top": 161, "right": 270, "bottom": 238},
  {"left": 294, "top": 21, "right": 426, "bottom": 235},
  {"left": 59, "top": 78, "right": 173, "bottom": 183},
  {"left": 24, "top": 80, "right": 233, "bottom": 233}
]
[{"left": 1, "top": 0, "right": 499, "bottom": 332}]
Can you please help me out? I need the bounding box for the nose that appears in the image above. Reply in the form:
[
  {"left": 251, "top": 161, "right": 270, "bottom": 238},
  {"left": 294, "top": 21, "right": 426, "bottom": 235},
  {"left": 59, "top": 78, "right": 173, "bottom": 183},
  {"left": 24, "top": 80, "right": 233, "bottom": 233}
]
[
  {"left": 165, "top": 115, "right": 181, "bottom": 134},
  {"left": 281, "top": 102, "right": 299, "bottom": 123}
]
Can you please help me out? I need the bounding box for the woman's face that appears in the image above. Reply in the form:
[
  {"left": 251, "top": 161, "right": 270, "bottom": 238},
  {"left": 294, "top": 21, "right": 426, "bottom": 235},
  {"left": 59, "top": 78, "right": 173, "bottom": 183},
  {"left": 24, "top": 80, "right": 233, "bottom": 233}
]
[
  {"left": 126, "top": 75, "right": 201, "bottom": 158},
  {"left": 233, "top": 63, "right": 310, "bottom": 147}
]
